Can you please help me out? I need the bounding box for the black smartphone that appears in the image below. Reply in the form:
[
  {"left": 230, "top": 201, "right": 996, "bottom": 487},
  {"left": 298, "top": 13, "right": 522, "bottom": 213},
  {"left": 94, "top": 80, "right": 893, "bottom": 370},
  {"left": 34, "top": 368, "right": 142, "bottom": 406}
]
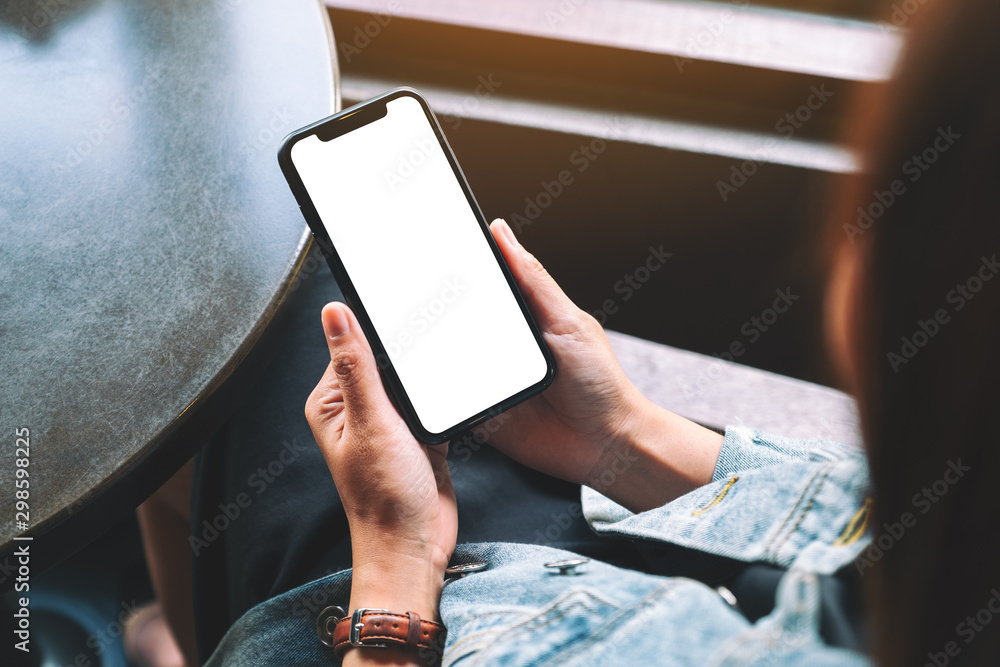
[{"left": 278, "top": 87, "right": 555, "bottom": 444}]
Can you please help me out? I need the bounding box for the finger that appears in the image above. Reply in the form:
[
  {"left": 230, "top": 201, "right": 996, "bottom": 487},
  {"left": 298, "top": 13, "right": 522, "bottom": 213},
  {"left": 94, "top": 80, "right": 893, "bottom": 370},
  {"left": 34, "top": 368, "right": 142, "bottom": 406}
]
[
  {"left": 321, "top": 302, "right": 397, "bottom": 429},
  {"left": 490, "top": 218, "right": 587, "bottom": 334}
]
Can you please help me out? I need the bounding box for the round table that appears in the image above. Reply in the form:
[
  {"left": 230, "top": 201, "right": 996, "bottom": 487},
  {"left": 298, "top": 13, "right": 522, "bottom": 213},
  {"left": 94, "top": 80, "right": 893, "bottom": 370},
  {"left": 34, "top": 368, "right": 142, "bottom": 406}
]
[{"left": 0, "top": 0, "right": 338, "bottom": 580}]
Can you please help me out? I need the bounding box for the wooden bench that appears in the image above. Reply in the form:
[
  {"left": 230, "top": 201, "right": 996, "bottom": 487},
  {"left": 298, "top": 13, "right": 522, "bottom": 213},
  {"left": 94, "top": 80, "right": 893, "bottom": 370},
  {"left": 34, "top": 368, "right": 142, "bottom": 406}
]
[{"left": 607, "top": 330, "right": 861, "bottom": 446}]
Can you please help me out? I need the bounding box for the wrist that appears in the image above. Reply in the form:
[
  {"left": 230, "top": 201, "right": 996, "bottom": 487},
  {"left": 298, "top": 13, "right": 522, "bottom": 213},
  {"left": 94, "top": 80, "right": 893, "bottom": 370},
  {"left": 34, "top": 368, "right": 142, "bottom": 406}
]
[
  {"left": 349, "top": 540, "right": 447, "bottom": 622},
  {"left": 583, "top": 387, "right": 652, "bottom": 494},
  {"left": 585, "top": 394, "right": 723, "bottom": 513}
]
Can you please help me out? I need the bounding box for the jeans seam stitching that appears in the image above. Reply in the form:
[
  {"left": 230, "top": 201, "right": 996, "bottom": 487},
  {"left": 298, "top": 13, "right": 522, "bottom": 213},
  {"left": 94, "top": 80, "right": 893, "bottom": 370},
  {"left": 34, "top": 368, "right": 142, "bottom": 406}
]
[
  {"left": 769, "top": 465, "right": 833, "bottom": 558},
  {"left": 762, "top": 464, "right": 827, "bottom": 559},
  {"left": 692, "top": 476, "right": 740, "bottom": 516}
]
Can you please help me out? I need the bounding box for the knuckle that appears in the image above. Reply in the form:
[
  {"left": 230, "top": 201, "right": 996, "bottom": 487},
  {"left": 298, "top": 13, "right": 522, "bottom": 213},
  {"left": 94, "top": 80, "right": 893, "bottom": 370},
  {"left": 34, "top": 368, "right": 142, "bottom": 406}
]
[
  {"left": 304, "top": 364, "right": 343, "bottom": 426},
  {"left": 332, "top": 348, "right": 362, "bottom": 382},
  {"left": 524, "top": 251, "right": 548, "bottom": 277},
  {"left": 304, "top": 392, "right": 320, "bottom": 423},
  {"left": 580, "top": 310, "right": 605, "bottom": 334},
  {"left": 304, "top": 386, "right": 326, "bottom": 426},
  {"left": 549, "top": 305, "right": 604, "bottom": 343}
]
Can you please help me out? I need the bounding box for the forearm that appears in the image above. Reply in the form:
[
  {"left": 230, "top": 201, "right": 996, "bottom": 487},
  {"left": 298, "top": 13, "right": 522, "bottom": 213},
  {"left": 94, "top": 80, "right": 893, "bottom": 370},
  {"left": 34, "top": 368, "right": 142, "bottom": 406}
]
[{"left": 586, "top": 392, "right": 724, "bottom": 514}]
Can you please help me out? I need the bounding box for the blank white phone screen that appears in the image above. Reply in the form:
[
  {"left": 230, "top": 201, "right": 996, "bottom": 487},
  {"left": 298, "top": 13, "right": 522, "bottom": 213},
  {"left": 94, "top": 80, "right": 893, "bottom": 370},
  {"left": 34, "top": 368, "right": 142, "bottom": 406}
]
[{"left": 290, "top": 95, "right": 548, "bottom": 435}]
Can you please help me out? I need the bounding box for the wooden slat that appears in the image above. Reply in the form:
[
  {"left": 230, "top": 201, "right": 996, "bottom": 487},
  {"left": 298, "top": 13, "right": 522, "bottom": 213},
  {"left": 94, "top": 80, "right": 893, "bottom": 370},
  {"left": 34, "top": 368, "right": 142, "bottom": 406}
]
[
  {"left": 327, "top": 0, "right": 901, "bottom": 81},
  {"left": 341, "top": 74, "right": 858, "bottom": 172}
]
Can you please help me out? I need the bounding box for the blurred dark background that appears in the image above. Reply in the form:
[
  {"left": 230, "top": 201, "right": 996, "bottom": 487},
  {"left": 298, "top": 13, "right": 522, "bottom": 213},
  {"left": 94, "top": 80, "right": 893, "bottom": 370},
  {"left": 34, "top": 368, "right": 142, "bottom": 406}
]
[{"left": 327, "top": 0, "right": 903, "bottom": 387}]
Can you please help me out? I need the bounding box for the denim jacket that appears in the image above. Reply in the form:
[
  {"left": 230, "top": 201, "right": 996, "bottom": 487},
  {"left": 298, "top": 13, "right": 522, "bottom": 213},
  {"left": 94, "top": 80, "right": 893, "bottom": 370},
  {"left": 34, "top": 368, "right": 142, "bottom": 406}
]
[{"left": 204, "top": 426, "right": 872, "bottom": 666}]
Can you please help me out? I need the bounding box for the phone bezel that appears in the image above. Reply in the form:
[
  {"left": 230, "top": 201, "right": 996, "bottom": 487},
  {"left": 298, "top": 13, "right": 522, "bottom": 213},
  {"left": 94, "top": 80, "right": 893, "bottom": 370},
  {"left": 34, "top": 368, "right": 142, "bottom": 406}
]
[{"left": 277, "top": 87, "right": 556, "bottom": 444}]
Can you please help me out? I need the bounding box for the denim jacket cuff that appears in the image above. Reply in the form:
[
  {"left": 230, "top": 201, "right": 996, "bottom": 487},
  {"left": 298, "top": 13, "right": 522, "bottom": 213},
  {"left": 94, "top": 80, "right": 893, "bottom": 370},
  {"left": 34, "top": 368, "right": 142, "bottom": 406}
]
[
  {"left": 714, "top": 424, "right": 818, "bottom": 481},
  {"left": 582, "top": 425, "right": 871, "bottom": 572}
]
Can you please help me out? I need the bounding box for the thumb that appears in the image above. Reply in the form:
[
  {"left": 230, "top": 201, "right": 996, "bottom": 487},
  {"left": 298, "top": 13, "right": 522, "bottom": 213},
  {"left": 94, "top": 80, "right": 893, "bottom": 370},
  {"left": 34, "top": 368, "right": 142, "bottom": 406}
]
[
  {"left": 320, "top": 302, "right": 396, "bottom": 427},
  {"left": 490, "top": 218, "right": 590, "bottom": 335}
]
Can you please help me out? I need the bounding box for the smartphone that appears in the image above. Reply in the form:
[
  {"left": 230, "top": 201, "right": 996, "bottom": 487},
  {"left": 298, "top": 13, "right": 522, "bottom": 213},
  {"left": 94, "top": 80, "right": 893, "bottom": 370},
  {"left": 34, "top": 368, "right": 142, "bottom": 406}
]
[{"left": 278, "top": 88, "right": 555, "bottom": 444}]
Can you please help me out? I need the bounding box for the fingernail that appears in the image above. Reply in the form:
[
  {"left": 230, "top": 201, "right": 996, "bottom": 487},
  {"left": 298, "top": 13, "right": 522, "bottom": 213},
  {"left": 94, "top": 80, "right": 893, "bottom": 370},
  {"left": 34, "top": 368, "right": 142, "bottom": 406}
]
[{"left": 323, "top": 304, "right": 350, "bottom": 340}]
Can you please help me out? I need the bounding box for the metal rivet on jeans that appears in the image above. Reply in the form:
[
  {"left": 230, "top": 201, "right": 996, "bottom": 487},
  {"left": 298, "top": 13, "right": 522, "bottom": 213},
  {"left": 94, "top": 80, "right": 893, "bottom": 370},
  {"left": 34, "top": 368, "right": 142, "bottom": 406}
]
[
  {"left": 445, "top": 561, "right": 487, "bottom": 578},
  {"left": 544, "top": 557, "right": 589, "bottom": 575},
  {"left": 316, "top": 606, "right": 346, "bottom": 647},
  {"left": 716, "top": 586, "right": 742, "bottom": 613}
]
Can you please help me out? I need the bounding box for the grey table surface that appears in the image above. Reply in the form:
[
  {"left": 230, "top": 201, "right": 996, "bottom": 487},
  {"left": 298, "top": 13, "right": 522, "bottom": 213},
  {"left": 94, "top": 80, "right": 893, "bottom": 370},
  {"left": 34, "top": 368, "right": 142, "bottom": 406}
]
[{"left": 0, "top": 0, "right": 337, "bottom": 574}]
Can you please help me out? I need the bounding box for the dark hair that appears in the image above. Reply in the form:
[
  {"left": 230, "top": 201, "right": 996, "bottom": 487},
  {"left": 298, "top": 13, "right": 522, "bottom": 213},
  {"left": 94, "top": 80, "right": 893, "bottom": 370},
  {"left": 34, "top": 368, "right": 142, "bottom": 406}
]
[{"left": 834, "top": 0, "right": 1000, "bottom": 664}]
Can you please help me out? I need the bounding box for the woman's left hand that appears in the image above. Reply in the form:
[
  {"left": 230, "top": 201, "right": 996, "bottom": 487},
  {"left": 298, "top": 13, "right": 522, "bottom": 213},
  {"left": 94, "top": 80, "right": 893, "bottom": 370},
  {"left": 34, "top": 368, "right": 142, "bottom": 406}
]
[{"left": 305, "top": 302, "right": 457, "bottom": 626}]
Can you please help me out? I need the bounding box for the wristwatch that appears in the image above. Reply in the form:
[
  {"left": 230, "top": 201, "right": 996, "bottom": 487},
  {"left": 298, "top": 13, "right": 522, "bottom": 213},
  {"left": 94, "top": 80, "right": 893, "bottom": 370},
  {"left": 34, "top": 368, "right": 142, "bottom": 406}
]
[{"left": 317, "top": 606, "right": 446, "bottom": 663}]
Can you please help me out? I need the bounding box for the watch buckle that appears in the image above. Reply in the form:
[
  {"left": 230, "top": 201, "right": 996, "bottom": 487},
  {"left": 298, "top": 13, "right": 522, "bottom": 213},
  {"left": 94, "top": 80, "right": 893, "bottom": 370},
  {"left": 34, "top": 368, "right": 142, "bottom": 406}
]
[{"left": 350, "top": 608, "right": 391, "bottom": 648}]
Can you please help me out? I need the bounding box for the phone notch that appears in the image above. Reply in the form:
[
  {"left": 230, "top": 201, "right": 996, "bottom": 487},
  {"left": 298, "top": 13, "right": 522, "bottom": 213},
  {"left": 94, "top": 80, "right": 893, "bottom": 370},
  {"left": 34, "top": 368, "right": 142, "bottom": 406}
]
[{"left": 313, "top": 104, "right": 387, "bottom": 143}]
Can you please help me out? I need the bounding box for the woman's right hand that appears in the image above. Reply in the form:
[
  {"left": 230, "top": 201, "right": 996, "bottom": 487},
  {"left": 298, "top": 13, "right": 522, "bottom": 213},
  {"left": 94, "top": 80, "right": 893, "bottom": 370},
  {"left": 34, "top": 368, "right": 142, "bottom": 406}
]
[{"left": 479, "top": 219, "right": 723, "bottom": 512}]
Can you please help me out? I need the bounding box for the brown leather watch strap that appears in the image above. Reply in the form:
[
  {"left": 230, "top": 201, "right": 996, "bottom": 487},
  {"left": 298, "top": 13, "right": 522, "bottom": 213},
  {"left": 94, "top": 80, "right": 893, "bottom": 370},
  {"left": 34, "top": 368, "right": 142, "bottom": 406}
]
[{"left": 332, "top": 609, "right": 446, "bottom": 662}]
